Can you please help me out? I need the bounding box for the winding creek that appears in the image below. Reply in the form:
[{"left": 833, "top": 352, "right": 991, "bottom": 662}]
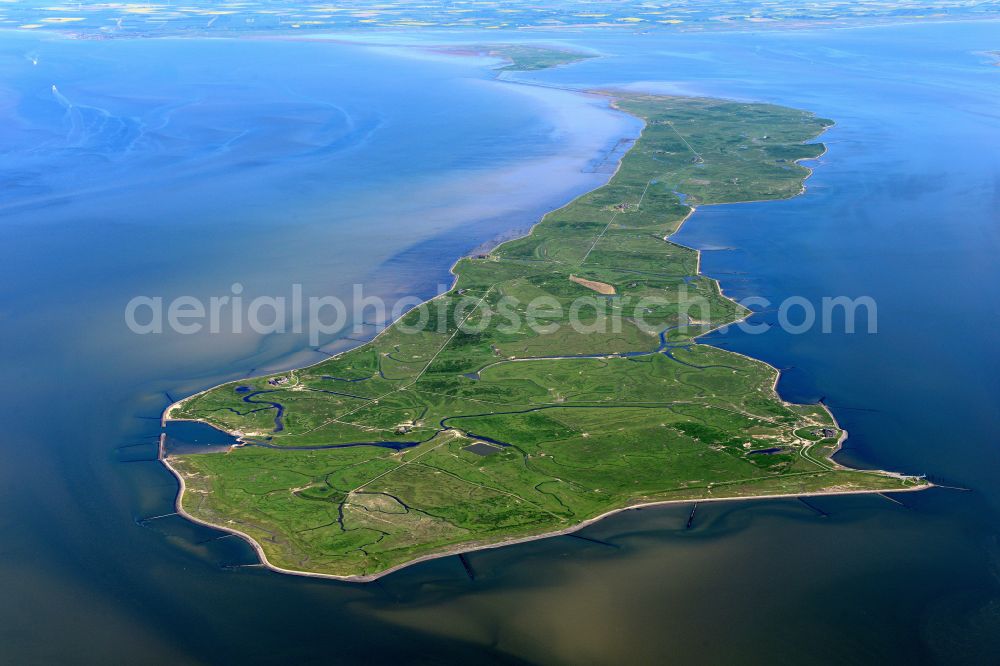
[{"left": 172, "top": 319, "right": 744, "bottom": 453}]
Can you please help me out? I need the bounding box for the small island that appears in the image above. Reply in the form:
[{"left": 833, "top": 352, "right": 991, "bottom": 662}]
[
  {"left": 162, "top": 51, "right": 929, "bottom": 580},
  {"left": 483, "top": 44, "right": 597, "bottom": 71},
  {"left": 429, "top": 43, "right": 596, "bottom": 71}
]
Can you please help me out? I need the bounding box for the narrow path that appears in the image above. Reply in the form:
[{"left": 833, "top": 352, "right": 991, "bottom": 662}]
[
  {"left": 579, "top": 178, "right": 655, "bottom": 265},
  {"left": 664, "top": 119, "right": 702, "bottom": 162}
]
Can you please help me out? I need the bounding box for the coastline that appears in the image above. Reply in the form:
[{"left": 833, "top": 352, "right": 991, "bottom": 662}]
[
  {"left": 160, "top": 429, "right": 927, "bottom": 583},
  {"left": 160, "top": 80, "right": 929, "bottom": 582},
  {"left": 157, "top": 62, "right": 645, "bottom": 429}
]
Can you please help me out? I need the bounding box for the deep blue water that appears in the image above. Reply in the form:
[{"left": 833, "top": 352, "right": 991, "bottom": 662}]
[{"left": 2, "top": 21, "right": 999, "bottom": 664}]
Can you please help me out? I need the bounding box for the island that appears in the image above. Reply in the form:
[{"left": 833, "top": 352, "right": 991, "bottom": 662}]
[
  {"left": 483, "top": 44, "right": 597, "bottom": 71},
  {"left": 428, "top": 44, "right": 596, "bottom": 71},
  {"left": 162, "top": 52, "right": 929, "bottom": 580}
]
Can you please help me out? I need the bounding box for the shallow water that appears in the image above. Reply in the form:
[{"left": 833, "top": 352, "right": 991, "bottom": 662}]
[{"left": 2, "top": 21, "right": 999, "bottom": 663}]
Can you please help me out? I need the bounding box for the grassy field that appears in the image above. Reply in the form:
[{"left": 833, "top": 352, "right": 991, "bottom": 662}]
[{"left": 166, "top": 91, "right": 928, "bottom": 579}]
